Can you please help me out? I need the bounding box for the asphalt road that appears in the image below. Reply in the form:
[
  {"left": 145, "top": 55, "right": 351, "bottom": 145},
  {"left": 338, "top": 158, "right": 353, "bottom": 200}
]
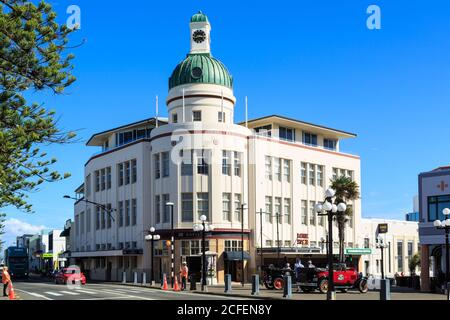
[{"left": 3, "top": 279, "right": 245, "bottom": 301}]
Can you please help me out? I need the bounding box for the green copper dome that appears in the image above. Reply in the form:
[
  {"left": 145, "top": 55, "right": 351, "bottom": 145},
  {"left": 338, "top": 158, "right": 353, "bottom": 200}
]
[
  {"left": 191, "top": 11, "right": 209, "bottom": 23},
  {"left": 169, "top": 53, "right": 233, "bottom": 90}
]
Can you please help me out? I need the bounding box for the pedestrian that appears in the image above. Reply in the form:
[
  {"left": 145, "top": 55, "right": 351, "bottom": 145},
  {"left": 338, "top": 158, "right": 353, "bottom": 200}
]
[
  {"left": 307, "top": 260, "right": 315, "bottom": 268},
  {"left": 2, "top": 266, "right": 11, "bottom": 297},
  {"left": 179, "top": 262, "right": 189, "bottom": 291},
  {"left": 294, "top": 258, "right": 304, "bottom": 292}
]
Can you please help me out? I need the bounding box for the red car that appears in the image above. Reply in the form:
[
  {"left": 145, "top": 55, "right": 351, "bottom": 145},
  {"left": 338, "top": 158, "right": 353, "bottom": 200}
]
[{"left": 54, "top": 268, "right": 86, "bottom": 285}]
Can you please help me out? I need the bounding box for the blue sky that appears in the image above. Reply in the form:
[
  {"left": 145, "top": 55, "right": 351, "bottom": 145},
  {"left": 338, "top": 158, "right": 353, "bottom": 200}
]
[{"left": 2, "top": 0, "right": 450, "bottom": 248}]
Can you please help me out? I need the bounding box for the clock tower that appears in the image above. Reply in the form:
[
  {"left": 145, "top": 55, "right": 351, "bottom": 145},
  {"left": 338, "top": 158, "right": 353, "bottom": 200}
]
[{"left": 189, "top": 11, "right": 211, "bottom": 54}]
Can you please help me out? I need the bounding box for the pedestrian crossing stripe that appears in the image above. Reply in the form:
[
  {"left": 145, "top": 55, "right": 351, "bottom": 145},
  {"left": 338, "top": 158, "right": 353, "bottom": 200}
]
[
  {"left": 45, "top": 292, "right": 63, "bottom": 296},
  {"left": 74, "top": 289, "right": 98, "bottom": 294},
  {"left": 59, "top": 290, "right": 80, "bottom": 295}
]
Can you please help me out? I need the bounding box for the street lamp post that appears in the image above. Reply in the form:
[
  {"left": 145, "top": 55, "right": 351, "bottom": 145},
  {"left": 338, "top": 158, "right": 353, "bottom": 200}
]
[
  {"left": 166, "top": 202, "right": 175, "bottom": 287},
  {"left": 433, "top": 208, "right": 450, "bottom": 290},
  {"left": 376, "top": 235, "right": 388, "bottom": 279},
  {"left": 63, "top": 195, "right": 116, "bottom": 221},
  {"left": 314, "top": 188, "right": 347, "bottom": 301},
  {"left": 193, "top": 215, "right": 214, "bottom": 292},
  {"left": 145, "top": 227, "right": 160, "bottom": 285},
  {"left": 240, "top": 203, "right": 247, "bottom": 287}
]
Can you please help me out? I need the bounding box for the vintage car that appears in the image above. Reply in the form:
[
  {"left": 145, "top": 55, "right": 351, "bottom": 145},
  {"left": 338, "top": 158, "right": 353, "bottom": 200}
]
[
  {"left": 262, "top": 263, "right": 368, "bottom": 293},
  {"left": 297, "top": 263, "right": 369, "bottom": 294},
  {"left": 54, "top": 268, "right": 87, "bottom": 285}
]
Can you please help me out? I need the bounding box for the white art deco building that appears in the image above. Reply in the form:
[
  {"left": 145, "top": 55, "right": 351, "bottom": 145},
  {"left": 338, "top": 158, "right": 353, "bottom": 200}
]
[{"left": 69, "top": 12, "right": 362, "bottom": 284}]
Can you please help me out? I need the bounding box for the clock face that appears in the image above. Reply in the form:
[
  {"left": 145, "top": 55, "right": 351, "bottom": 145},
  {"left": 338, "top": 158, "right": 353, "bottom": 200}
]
[{"left": 192, "top": 30, "right": 206, "bottom": 43}]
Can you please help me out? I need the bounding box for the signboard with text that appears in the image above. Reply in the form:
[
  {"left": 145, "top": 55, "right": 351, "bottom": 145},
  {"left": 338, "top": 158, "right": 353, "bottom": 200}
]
[
  {"left": 345, "top": 248, "right": 372, "bottom": 255},
  {"left": 297, "top": 233, "right": 309, "bottom": 245},
  {"left": 377, "top": 223, "right": 388, "bottom": 234}
]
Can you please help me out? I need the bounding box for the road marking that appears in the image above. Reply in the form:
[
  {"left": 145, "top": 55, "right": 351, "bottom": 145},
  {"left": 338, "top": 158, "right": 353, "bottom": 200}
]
[
  {"left": 15, "top": 290, "right": 53, "bottom": 300},
  {"left": 59, "top": 290, "right": 80, "bottom": 296},
  {"left": 45, "top": 292, "right": 63, "bottom": 296},
  {"left": 74, "top": 289, "right": 98, "bottom": 294}
]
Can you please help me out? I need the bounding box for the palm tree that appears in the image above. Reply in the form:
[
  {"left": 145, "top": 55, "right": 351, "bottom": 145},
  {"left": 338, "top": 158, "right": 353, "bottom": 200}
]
[{"left": 330, "top": 176, "right": 360, "bottom": 263}]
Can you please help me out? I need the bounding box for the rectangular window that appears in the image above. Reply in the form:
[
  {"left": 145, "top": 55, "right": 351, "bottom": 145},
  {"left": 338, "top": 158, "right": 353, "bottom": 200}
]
[
  {"left": 106, "top": 167, "right": 112, "bottom": 189},
  {"left": 172, "top": 113, "right": 178, "bottom": 123},
  {"left": 162, "top": 152, "right": 170, "bottom": 177},
  {"left": 265, "top": 156, "right": 272, "bottom": 180},
  {"left": 233, "top": 152, "right": 241, "bottom": 177},
  {"left": 180, "top": 150, "right": 193, "bottom": 176},
  {"left": 132, "top": 199, "right": 137, "bottom": 225},
  {"left": 101, "top": 207, "right": 106, "bottom": 229},
  {"left": 85, "top": 174, "right": 91, "bottom": 197},
  {"left": 254, "top": 125, "right": 272, "bottom": 137},
  {"left": 274, "top": 197, "right": 282, "bottom": 224},
  {"left": 317, "top": 165, "right": 324, "bottom": 187},
  {"left": 284, "top": 198, "right": 291, "bottom": 224},
  {"left": 131, "top": 160, "right": 137, "bottom": 183},
  {"left": 427, "top": 195, "right": 450, "bottom": 222},
  {"left": 303, "top": 132, "right": 318, "bottom": 146},
  {"left": 265, "top": 196, "right": 272, "bottom": 223},
  {"left": 279, "top": 126, "right": 295, "bottom": 141},
  {"left": 234, "top": 194, "right": 242, "bottom": 221},
  {"left": 125, "top": 200, "right": 130, "bottom": 226},
  {"left": 324, "top": 138, "right": 337, "bottom": 150},
  {"left": 222, "top": 193, "right": 231, "bottom": 221},
  {"left": 301, "top": 200, "right": 307, "bottom": 225},
  {"left": 407, "top": 241, "right": 413, "bottom": 257},
  {"left": 309, "top": 201, "right": 316, "bottom": 225},
  {"left": 125, "top": 161, "right": 131, "bottom": 184},
  {"left": 397, "top": 241, "right": 404, "bottom": 272},
  {"left": 106, "top": 203, "right": 112, "bottom": 229},
  {"left": 163, "top": 194, "right": 170, "bottom": 223},
  {"left": 86, "top": 209, "right": 91, "bottom": 232},
  {"left": 218, "top": 111, "right": 225, "bottom": 122},
  {"left": 95, "top": 170, "right": 100, "bottom": 192},
  {"left": 118, "top": 201, "right": 124, "bottom": 227},
  {"left": 284, "top": 241, "right": 291, "bottom": 247},
  {"left": 274, "top": 158, "right": 281, "bottom": 181},
  {"left": 265, "top": 240, "right": 273, "bottom": 247},
  {"left": 80, "top": 212, "right": 84, "bottom": 234},
  {"left": 154, "top": 154, "right": 160, "bottom": 179},
  {"left": 181, "top": 193, "right": 193, "bottom": 222},
  {"left": 101, "top": 168, "right": 106, "bottom": 191},
  {"left": 197, "top": 193, "right": 209, "bottom": 220},
  {"left": 347, "top": 170, "right": 354, "bottom": 181},
  {"left": 196, "top": 150, "right": 209, "bottom": 175},
  {"left": 309, "top": 163, "right": 316, "bottom": 185},
  {"left": 118, "top": 163, "right": 124, "bottom": 186},
  {"left": 301, "top": 162, "right": 307, "bottom": 184},
  {"left": 364, "top": 238, "right": 370, "bottom": 248},
  {"left": 222, "top": 151, "right": 231, "bottom": 175},
  {"left": 332, "top": 168, "right": 338, "bottom": 181},
  {"left": 283, "top": 159, "right": 290, "bottom": 182},
  {"left": 95, "top": 206, "right": 100, "bottom": 230},
  {"left": 193, "top": 110, "right": 202, "bottom": 121},
  {"left": 155, "top": 196, "right": 161, "bottom": 224}
]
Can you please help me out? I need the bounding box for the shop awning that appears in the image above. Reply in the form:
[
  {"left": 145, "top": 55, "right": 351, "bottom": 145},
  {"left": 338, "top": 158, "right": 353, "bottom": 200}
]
[{"left": 224, "top": 251, "right": 250, "bottom": 261}]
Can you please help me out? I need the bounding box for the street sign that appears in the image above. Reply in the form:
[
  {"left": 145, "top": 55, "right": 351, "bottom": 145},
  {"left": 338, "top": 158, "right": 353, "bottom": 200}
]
[
  {"left": 345, "top": 248, "right": 372, "bottom": 255},
  {"left": 296, "top": 233, "right": 309, "bottom": 245},
  {"left": 42, "top": 253, "right": 53, "bottom": 259},
  {"left": 378, "top": 223, "right": 388, "bottom": 234}
]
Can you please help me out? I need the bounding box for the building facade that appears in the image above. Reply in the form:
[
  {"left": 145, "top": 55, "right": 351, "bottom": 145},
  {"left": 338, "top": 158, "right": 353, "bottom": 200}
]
[
  {"left": 418, "top": 166, "right": 450, "bottom": 291},
  {"left": 69, "top": 12, "right": 363, "bottom": 284},
  {"left": 359, "top": 218, "right": 420, "bottom": 278}
]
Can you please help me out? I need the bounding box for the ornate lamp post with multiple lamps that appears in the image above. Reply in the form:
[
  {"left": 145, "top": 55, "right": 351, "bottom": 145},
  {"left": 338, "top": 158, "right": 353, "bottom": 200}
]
[
  {"left": 144, "top": 227, "right": 160, "bottom": 285},
  {"left": 314, "top": 188, "right": 347, "bottom": 301},
  {"left": 433, "top": 208, "right": 450, "bottom": 292},
  {"left": 193, "top": 215, "right": 214, "bottom": 292}
]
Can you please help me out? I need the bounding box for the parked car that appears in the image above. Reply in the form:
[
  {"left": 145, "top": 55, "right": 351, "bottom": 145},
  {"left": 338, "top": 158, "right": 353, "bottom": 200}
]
[
  {"left": 54, "top": 268, "right": 86, "bottom": 285},
  {"left": 262, "top": 265, "right": 291, "bottom": 290},
  {"left": 297, "top": 263, "right": 369, "bottom": 294}
]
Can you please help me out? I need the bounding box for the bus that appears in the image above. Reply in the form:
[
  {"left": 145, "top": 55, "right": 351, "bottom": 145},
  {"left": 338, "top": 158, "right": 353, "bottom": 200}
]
[{"left": 4, "top": 246, "right": 29, "bottom": 279}]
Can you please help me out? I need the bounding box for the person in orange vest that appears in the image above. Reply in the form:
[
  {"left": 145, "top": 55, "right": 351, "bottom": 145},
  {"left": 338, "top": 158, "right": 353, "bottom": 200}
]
[
  {"left": 179, "top": 262, "right": 188, "bottom": 291},
  {"left": 2, "top": 266, "right": 11, "bottom": 297}
]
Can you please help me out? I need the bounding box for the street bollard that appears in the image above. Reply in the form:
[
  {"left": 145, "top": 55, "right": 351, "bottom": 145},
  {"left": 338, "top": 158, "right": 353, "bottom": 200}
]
[
  {"left": 224, "top": 274, "right": 232, "bottom": 293},
  {"left": 122, "top": 271, "right": 127, "bottom": 284},
  {"left": 133, "top": 271, "right": 138, "bottom": 284},
  {"left": 251, "top": 274, "right": 260, "bottom": 296},
  {"left": 142, "top": 272, "right": 147, "bottom": 285},
  {"left": 283, "top": 275, "right": 292, "bottom": 298},
  {"left": 190, "top": 275, "right": 197, "bottom": 291},
  {"left": 380, "top": 279, "right": 391, "bottom": 300},
  {"left": 447, "top": 282, "right": 450, "bottom": 300}
]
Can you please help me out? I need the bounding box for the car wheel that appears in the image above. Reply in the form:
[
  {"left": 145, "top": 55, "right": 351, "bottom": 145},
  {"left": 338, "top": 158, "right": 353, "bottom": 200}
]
[
  {"left": 318, "top": 279, "right": 329, "bottom": 294},
  {"left": 264, "top": 281, "right": 274, "bottom": 290},
  {"left": 273, "top": 277, "right": 284, "bottom": 290},
  {"left": 358, "top": 279, "right": 369, "bottom": 293}
]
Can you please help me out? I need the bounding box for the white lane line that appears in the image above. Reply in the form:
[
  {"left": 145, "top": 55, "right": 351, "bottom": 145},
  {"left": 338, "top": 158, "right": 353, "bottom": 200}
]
[
  {"left": 74, "top": 289, "right": 98, "bottom": 295},
  {"left": 59, "top": 290, "right": 80, "bottom": 296},
  {"left": 45, "top": 291, "right": 63, "bottom": 296},
  {"left": 15, "top": 290, "right": 53, "bottom": 300},
  {"left": 114, "top": 289, "right": 145, "bottom": 293}
]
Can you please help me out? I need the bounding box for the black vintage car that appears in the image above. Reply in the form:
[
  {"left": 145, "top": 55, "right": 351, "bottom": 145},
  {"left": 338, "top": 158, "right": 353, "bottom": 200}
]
[{"left": 262, "top": 265, "right": 294, "bottom": 290}]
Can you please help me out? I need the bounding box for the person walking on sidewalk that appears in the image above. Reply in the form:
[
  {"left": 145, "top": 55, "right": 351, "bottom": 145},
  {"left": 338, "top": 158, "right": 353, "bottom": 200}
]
[
  {"left": 180, "top": 262, "right": 189, "bottom": 291},
  {"left": 2, "top": 266, "right": 11, "bottom": 297}
]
